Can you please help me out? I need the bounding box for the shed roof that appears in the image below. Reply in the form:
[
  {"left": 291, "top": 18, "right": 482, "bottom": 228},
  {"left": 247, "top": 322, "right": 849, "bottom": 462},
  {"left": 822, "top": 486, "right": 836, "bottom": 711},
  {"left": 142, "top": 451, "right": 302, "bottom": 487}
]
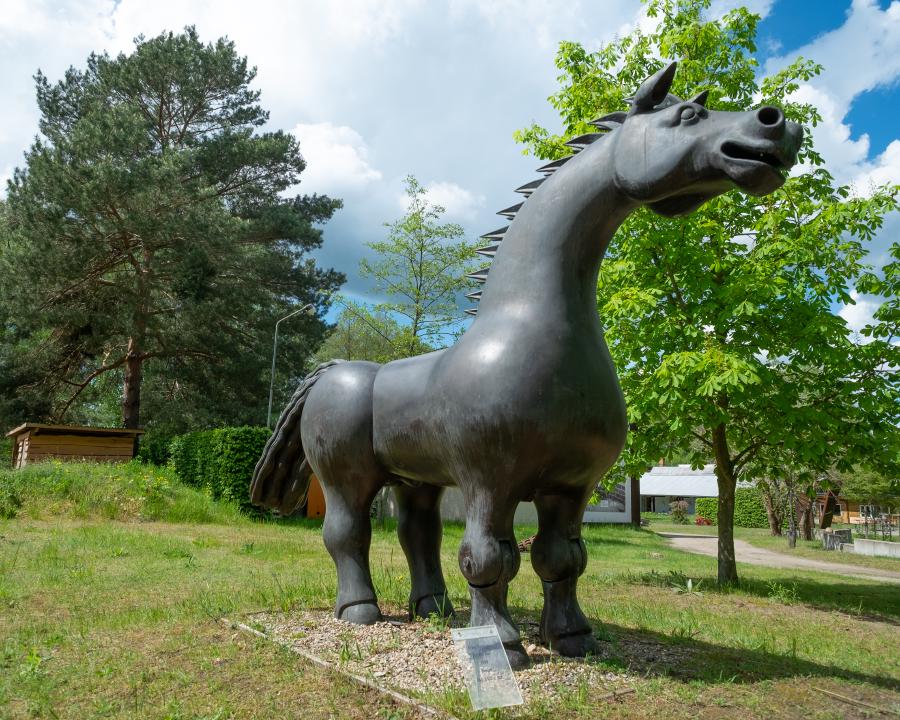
[
  {"left": 639, "top": 464, "right": 718, "bottom": 497},
  {"left": 6, "top": 423, "right": 144, "bottom": 438}
]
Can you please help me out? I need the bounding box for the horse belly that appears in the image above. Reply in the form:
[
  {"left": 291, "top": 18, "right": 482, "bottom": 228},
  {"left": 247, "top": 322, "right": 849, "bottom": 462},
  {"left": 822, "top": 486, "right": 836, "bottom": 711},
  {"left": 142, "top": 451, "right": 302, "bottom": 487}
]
[{"left": 372, "top": 348, "right": 627, "bottom": 492}]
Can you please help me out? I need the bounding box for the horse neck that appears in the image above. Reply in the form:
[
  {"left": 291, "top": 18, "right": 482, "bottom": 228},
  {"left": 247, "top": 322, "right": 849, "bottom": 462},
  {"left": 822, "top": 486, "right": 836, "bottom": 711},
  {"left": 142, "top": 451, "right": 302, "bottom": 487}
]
[{"left": 474, "top": 140, "right": 635, "bottom": 325}]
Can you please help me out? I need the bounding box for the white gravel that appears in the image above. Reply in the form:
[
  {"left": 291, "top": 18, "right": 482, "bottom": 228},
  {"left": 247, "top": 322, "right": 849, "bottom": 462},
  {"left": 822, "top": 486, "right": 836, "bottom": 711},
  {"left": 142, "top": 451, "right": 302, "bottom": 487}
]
[{"left": 247, "top": 608, "right": 632, "bottom": 714}]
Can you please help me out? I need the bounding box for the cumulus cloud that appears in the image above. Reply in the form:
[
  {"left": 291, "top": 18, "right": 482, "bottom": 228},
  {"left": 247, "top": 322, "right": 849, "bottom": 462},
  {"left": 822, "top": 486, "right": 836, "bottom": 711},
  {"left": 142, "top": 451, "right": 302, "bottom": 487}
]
[
  {"left": 394, "top": 180, "right": 484, "bottom": 221},
  {"left": 291, "top": 122, "right": 382, "bottom": 195},
  {"left": 840, "top": 290, "right": 881, "bottom": 338},
  {"left": 766, "top": 0, "right": 900, "bottom": 188}
]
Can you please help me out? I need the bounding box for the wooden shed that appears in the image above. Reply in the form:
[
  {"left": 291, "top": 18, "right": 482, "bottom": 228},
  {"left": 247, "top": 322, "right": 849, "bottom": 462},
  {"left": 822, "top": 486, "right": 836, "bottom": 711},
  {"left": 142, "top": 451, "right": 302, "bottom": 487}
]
[{"left": 7, "top": 423, "right": 144, "bottom": 468}]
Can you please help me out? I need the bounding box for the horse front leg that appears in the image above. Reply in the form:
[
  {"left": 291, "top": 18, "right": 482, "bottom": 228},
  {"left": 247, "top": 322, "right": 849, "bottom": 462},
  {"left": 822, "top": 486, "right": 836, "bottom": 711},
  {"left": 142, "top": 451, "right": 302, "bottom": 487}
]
[
  {"left": 530, "top": 488, "right": 599, "bottom": 657},
  {"left": 458, "top": 488, "right": 529, "bottom": 669}
]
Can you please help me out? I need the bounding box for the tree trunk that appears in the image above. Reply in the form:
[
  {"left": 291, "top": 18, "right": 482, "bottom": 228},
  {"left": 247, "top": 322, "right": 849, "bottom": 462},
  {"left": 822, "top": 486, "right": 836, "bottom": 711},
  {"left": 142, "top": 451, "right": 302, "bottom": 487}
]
[
  {"left": 760, "top": 484, "right": 784, "bottom": 536},
  {"left": 630, "top": 473, "right": 641, "bottom": 527},
  {"left": 122, "top": 337, "right": 143, "bottom": 429},
  {"left": 798, "top": 495, "right": 813, "bottom": 541},
  {"left": 712, "top": 422, "right": 738, "bottom": 585}
]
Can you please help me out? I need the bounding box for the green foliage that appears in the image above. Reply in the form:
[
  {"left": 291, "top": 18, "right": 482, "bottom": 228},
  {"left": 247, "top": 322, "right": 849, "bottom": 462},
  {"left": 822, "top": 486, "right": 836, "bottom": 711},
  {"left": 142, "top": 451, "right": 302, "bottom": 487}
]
[
  {"left": 0, "top": 27, "right": 343, "bottom": 430},
  {"left": 168, "top": 426, "right": 269, "bottom": 510},
  {"left": 359, "top": 175, "right": 478, "bottom": 354},
  {"left": 0, "top": 437, "right": 12, "bottom": 465},
  {"left": 695, "top": 489, "right": 768, "bottom": 528},
  {"left": 313, "top": 300, "right": 433, "bottom": 364},
  {"left": 695, "top": 497, "right": 716, "bottom": 523},
  {"left": 515, "top": 0, "right": 899, "bottom": 582},
  {"left": 0, "top": 460, "right": 242, "bottom": 523},
  {"left": 669, "top": 499, "right": 690, "bottom": 524},
  {"left": 136, "top": 429, "right": 178, "bottom": 466},
  {"left": 836, "top": 464, "right": 900, "bottom": 507}
]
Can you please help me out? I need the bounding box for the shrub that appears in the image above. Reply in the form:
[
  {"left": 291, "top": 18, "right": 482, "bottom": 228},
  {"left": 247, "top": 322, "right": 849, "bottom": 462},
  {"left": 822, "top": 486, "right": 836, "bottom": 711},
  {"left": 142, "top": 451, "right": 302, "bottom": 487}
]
[
  {"left": 0, "top": 437, "right": 12, "bottom": 466},
  {"left": 694, "top": 488, "right": 768, "bottom": 529},
  {"left": 137, "top": 430, "right": 177, "bottom": 466},
  {"left": 695, "top": 497, "right": 716, "bottom": 523},
  {"left": 167, "top": 426, "right": 270, "bottom": 510},
  {"left": 669, "top": 499, "right": 689, "bottom": 524}
]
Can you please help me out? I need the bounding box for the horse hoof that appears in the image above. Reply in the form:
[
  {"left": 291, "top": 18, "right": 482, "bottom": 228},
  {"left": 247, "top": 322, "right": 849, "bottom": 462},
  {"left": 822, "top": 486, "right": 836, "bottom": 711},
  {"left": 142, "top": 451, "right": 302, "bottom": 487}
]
[
  {"left": 338, "top": 602, "right": 382, "bottom": 625},
  {"left": 504, "top": 641, "right": 531, "bottom": 670},
  {"left": 412, "top": 593, "right": 454, "bottom": 620},
  {"left": 549, "top": 631, "right": 600, "bottom": 658}
]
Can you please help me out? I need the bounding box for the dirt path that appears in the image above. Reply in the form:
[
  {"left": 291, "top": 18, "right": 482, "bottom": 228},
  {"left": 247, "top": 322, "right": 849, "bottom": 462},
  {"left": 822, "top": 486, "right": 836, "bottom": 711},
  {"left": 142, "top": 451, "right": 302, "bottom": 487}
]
[{"left": 658, "top": 532, "right": 900, "bottom": 584}]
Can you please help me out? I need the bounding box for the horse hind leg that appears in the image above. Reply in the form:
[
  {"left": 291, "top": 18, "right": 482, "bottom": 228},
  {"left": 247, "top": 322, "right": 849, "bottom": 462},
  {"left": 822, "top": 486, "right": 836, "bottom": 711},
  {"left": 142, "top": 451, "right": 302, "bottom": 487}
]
[
  {"left": 320, "top": 477, "right": 384, "bottom": 623},
  {"left": 395, "top": 483, "right": 453, "bottom": 620},
  {"left": 530, "top": 489, "right": 599, "bottom": 657},
  {"left": 302, "top": 360, "right": 385, "bottom": 624}
]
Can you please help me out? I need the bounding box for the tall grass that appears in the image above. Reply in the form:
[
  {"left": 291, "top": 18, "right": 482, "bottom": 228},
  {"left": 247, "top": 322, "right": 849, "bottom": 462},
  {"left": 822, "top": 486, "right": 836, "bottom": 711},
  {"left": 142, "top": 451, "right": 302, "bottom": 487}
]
[{"left": 0, "top": 460, "right": 244, "bottom": 524}]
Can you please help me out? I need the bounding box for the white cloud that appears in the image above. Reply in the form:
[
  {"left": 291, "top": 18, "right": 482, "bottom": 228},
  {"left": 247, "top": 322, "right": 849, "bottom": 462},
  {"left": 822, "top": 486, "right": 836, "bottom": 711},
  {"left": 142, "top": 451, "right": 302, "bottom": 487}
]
[
  {"left": 852, "top": 139, "right": 900, "bottom": 192},
  {"left": 839, "top": 290, "right": 880, "bottom": 337},
  {"left": 424, "top": 181, "right": 485, "bottom": 221},
  {"left": 765, "top": 0, "right": 900, "bottom": 188},
  {"left": 709, "top": 0, "right": 775, "bottom": 20},
  {"left": 291, "top": 122, "right": 382, "bottom": 195}
]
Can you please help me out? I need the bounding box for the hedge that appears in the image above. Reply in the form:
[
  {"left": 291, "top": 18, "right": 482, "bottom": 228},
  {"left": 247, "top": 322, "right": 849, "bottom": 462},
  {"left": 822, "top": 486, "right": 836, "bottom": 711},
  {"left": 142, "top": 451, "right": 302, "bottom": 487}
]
[
  {"left": 695, "top": 487, "right": 768, "bottom": 529},
  {"left": 168, "top": 426, "right": 270, "bottom": 510},
  {"left": 136, "top": 430, "right": 178, "bottom": 466}
]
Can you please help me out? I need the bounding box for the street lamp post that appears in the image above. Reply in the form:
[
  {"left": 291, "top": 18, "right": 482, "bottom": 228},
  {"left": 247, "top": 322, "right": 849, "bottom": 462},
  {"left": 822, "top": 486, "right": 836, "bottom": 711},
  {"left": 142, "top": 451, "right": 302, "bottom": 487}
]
[{"left": 267, "top": 303, "right": 315, "bottom": 428}]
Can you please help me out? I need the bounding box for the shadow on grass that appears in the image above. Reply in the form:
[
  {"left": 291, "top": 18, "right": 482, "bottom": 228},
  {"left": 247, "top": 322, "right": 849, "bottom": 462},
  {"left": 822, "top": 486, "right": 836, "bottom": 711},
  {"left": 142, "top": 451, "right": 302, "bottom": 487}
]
[
  {"left": 498, "top": 605, "right": 900, "bottom": 692},
  {"left": 627, "top": 569, "right": 900, "bottom": 623},
  {"left": 592, "top": 620, "right": 899, "bottom": 691}
]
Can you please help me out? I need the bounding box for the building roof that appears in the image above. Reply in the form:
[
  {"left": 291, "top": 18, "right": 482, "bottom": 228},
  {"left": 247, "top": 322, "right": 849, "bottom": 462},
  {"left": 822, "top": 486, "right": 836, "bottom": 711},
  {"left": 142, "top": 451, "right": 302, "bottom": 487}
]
[
  {"left": 6, "top": 423, "right": 145, "bottom": 438},
  {"left": 639, "top": 464, "right": 718, "bottom": 498}
]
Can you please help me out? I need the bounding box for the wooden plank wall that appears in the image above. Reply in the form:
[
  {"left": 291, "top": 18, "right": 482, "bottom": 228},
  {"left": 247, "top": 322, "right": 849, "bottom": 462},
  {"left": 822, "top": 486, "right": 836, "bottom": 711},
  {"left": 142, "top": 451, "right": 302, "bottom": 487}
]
[{"left": 24, "top": 433, "right": 135, "bottom": 464}]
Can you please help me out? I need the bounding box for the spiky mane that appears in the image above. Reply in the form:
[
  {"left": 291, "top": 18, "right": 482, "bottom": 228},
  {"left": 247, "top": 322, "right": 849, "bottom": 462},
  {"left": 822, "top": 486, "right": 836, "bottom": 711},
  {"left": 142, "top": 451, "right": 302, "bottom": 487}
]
[{"left": 464, "top": 110, "right": 628, "bottom": 315}]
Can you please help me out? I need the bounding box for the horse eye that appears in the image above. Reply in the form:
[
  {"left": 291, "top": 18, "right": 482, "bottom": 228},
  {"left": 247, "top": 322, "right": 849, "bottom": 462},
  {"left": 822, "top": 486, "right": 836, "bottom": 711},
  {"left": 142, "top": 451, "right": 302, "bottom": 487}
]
[{"left": 680, "top": 106, "right": 697, "bottom": 122}]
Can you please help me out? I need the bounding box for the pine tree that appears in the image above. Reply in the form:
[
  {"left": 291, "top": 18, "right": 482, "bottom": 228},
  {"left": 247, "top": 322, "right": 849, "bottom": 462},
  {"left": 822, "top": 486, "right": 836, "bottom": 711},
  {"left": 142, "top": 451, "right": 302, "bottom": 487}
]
[{"left": 0, "top": 28, "right": 343, "bottom": 430}]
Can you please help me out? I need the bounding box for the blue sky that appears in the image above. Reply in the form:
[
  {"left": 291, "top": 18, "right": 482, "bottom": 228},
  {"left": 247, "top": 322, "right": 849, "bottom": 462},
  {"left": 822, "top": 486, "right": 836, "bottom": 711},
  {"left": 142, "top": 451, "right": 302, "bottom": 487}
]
[{"left": 0, "top": 0, "right": 897, "bottom": 332}]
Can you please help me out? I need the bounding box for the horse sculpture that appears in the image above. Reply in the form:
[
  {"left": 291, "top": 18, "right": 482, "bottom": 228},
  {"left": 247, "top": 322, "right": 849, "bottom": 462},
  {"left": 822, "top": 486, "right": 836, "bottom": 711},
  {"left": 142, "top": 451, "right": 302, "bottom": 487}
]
[{"left": 251, "top": 62, "right": 803, "bottom": 669}]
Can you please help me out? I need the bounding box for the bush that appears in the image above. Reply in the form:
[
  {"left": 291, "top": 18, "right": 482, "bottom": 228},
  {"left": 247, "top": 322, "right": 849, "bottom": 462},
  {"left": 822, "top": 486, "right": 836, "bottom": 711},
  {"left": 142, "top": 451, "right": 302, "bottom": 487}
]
[
  {"left": 168, "top": 426, "right": 270, "bottom": 510},
  {"left": 669, "top": 499, "right": 689, "bottom": 524},
  {"left": 0, "top": 461, "right": 244, "bottom": 524},
  {"left": 137, "top": 430, "right": 177, "bottom": 466},
  {"left": 695, "top": 488, "right": 768, "bottom": 528},
  {"left": 0, "top": 437, "right": 12, "bottom": 466}
]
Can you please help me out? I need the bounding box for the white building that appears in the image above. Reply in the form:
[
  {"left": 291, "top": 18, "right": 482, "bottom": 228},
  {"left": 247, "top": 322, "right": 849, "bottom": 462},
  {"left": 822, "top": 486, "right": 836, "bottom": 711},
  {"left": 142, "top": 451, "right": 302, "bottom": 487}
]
[{"left": 639, "top": 464, "right": 717, "bottom": 514}]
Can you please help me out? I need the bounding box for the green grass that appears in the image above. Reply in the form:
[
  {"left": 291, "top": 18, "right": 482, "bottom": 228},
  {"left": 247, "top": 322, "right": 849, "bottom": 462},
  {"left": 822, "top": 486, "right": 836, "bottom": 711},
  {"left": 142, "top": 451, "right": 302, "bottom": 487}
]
[
  {"left": 1, "top": 463, "right": 898, "bottom": 719},
  {"left": 0, "top": 461, "right": 244, "bottom": 524}
]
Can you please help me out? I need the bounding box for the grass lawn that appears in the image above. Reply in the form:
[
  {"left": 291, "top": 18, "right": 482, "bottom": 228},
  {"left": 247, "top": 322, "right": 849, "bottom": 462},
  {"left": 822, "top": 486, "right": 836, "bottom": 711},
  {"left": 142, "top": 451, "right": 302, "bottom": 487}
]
[
  {"left": 647, "top": 517, "right": 900, "bottom": 573},
  {"left": 1, "top": 464, "right": 898, "bottom": 719}
]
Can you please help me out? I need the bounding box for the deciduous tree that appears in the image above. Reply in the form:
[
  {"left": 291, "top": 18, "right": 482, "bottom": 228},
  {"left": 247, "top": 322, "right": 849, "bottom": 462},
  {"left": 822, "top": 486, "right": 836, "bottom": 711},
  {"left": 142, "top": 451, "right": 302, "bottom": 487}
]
[
  {"left": 515, "top": 0, "right": 898, "bottom": 583},
  {"left": 360, "top": 175, "right": 477, "bottom": 355}
]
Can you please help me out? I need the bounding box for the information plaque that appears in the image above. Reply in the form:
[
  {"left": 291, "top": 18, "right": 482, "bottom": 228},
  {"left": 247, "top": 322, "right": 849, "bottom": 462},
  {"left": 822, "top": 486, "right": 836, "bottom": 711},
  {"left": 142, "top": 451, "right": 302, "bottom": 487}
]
[{"left": 450, "top": 625, "right": 524, "bottom": 710}]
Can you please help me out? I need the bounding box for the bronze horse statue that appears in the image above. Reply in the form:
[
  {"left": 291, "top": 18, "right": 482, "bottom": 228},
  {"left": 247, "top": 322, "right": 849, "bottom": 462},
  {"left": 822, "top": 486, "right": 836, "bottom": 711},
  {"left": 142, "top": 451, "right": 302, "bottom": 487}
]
[{"left": 251, "top": 62, "right": 802, "bottom": 669}]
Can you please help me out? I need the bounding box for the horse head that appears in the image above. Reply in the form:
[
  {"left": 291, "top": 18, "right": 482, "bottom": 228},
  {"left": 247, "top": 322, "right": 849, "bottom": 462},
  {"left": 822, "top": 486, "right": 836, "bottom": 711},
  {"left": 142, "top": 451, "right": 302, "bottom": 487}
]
[{"left": 611, "top": 62, "right": 803, "bottom": 217}]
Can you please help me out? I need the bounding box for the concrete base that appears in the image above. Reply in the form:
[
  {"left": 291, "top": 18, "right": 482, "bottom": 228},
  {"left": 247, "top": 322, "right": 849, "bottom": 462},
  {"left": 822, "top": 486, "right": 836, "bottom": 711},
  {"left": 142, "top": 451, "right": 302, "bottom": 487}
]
[{"left": 853, "top": 539, "right": 900, "bottom": 558}]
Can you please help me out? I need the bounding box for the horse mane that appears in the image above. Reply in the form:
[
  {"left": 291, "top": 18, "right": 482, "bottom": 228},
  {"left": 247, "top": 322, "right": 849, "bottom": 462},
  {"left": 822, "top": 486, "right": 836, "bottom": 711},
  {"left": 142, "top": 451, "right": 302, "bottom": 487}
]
[{"left": 464, "top": 93, "right": 686, "bottom": 316}]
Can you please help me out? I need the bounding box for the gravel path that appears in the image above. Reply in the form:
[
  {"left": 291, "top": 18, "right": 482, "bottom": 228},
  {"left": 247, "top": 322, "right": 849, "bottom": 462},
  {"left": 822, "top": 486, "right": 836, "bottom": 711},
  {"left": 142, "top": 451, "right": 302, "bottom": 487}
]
[{"left": 658, "top": 532, "right": 900, "bottom": 584}]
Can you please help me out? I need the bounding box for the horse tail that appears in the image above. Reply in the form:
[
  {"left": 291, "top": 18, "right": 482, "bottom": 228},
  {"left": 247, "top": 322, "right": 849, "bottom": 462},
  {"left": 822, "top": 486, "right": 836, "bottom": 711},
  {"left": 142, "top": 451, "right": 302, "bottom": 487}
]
[{"left": 250, "top": 359, "right": 344, "bottom": 514}]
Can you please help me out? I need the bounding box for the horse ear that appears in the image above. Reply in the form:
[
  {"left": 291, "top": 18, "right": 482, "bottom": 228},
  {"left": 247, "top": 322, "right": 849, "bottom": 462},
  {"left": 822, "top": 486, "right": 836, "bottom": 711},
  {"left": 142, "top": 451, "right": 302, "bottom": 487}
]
[
  {"left": 632, "top": 62, "right": 678, "bottom": 112},
  {"left": 688, "top": 89, "right": 709, "bottom": 107}
]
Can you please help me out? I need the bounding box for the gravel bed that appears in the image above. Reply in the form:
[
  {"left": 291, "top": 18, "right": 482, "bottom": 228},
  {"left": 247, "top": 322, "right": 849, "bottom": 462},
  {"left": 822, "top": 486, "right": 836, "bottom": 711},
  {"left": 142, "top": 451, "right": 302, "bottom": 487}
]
[{"left": 248, "top": 607, "right": 632, "bottom": 713}]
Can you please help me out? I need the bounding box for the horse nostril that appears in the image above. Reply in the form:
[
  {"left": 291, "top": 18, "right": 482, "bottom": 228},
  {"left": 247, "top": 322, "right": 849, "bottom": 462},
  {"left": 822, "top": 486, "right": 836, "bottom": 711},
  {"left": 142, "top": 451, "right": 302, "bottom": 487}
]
[{"left": 757, "top": 106, "right": 783, "bottom": 127}]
